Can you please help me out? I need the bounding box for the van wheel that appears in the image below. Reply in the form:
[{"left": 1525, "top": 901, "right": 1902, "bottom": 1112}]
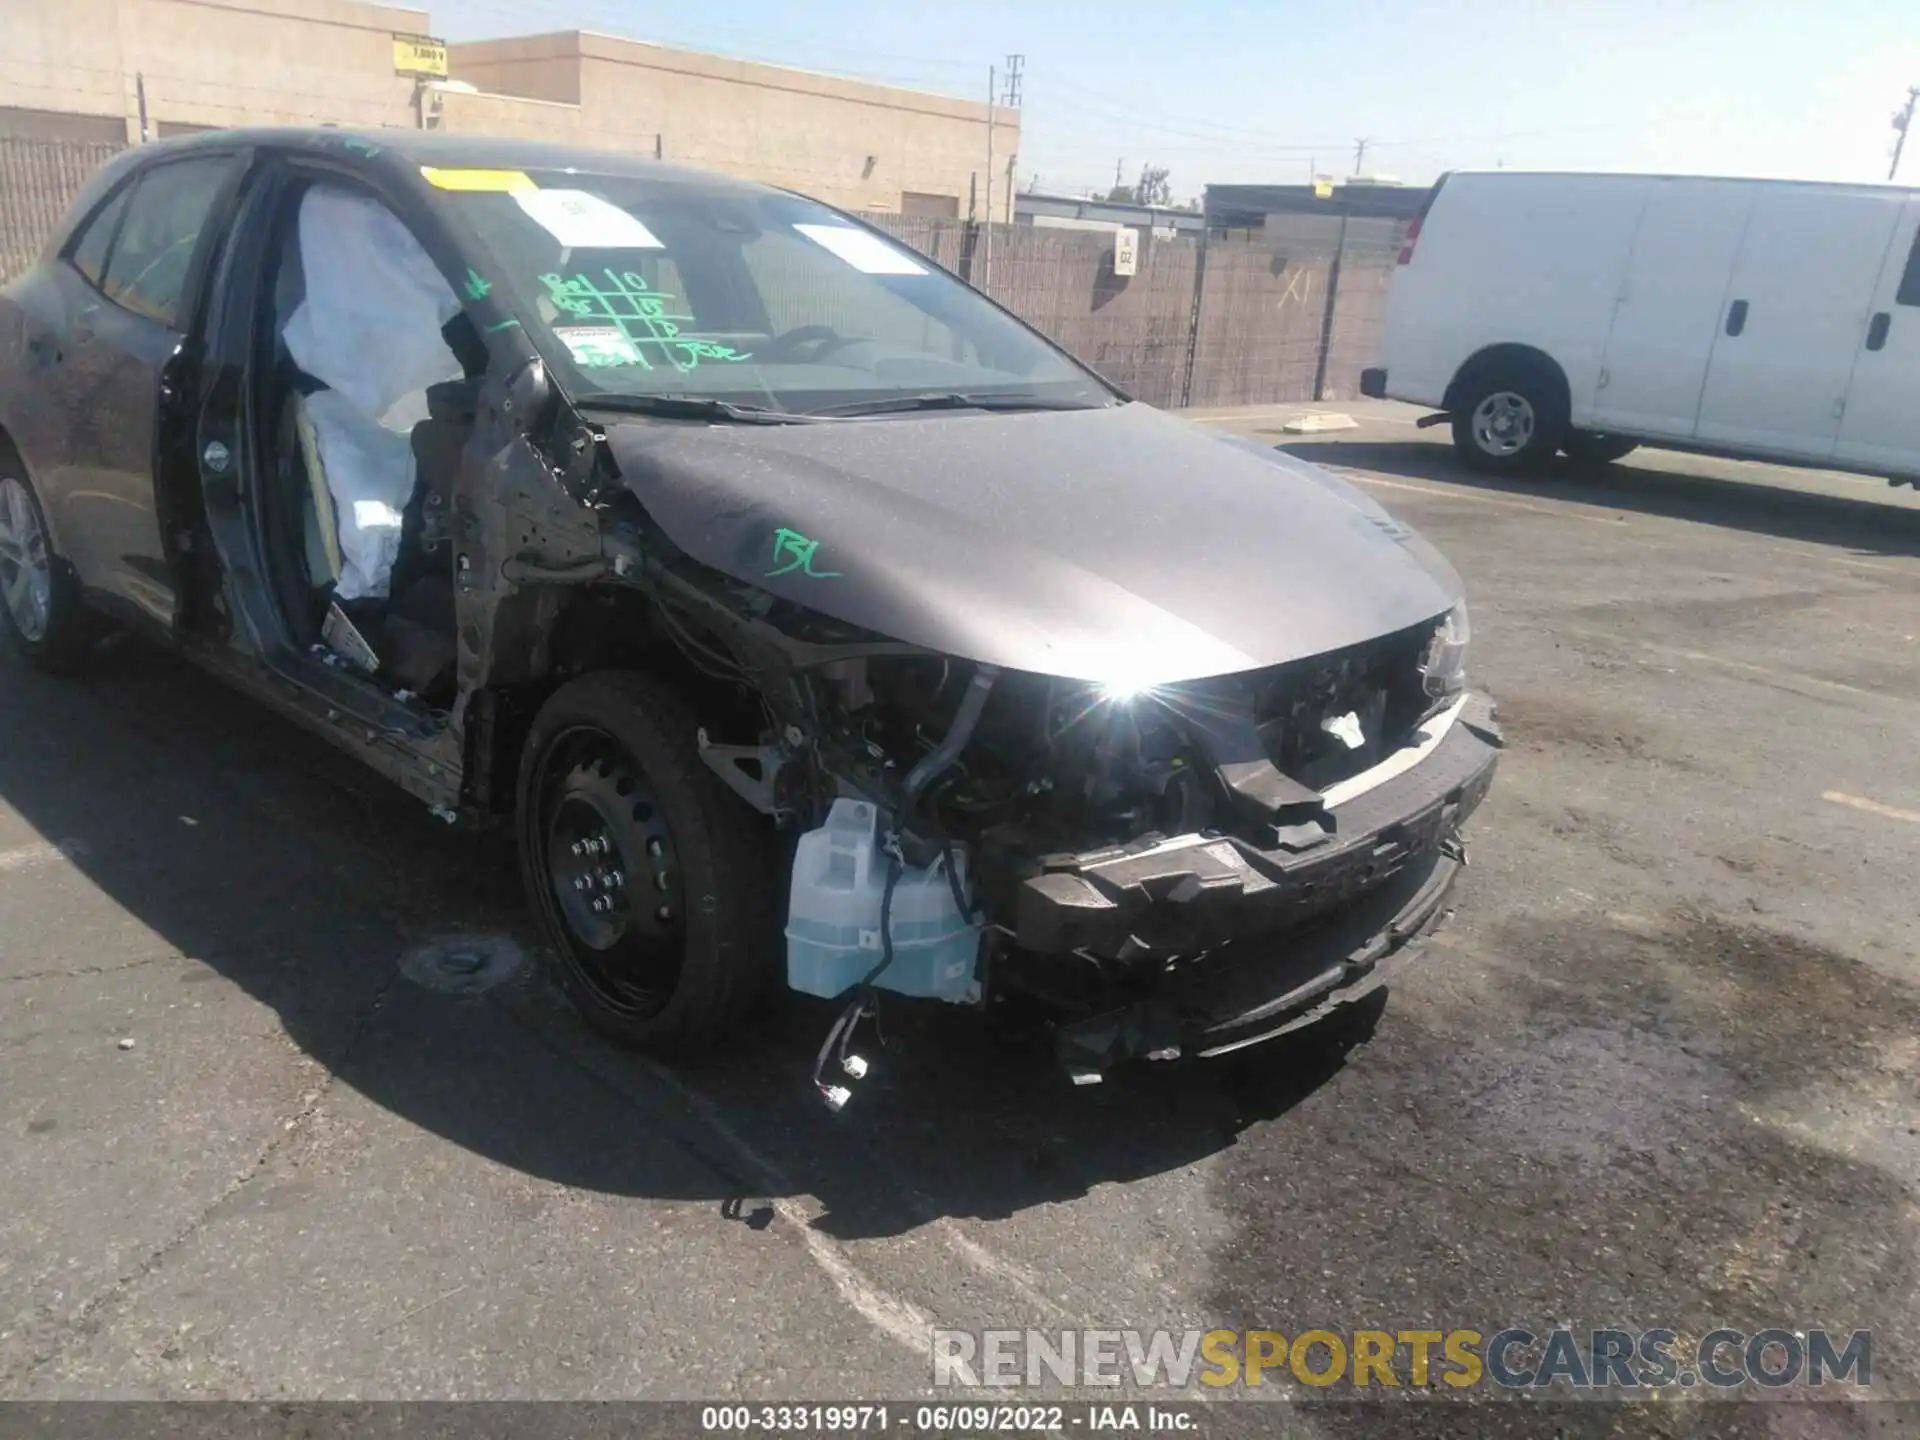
[
  {"left": 515, "top": 671, "right": 779, "bottom": 1053},
  {"left": 1451, "top": 364, "right": 1566, "bottom": 473},
  {"left": 0, "top": 468, "right": 95, "bottom": 673},
  {"left": 1561, "top": 432, "right": 1639, "bottom": 465}
]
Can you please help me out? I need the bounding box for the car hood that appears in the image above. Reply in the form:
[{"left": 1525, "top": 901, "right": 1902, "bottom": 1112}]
[{"left": 601, "top": 401, "right": 1461, "bottom": 684}]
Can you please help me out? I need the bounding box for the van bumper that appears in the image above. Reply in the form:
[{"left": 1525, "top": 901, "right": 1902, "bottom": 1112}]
[{"left": 1360, "top": 367, "right": 1388, "bottom": 399}]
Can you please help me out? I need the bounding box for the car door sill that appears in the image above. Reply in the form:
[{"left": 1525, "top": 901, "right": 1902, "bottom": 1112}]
[{"left": 181, "top": 636, "right": 465, "bottom": 811}]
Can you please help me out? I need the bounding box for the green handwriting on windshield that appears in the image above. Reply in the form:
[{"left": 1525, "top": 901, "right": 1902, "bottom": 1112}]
[
  {"left": 767, "top": 527, "right": 841, "bottom": 579},
  {"left": 538, "top": 270, "right": 753, "bottom": 373}
]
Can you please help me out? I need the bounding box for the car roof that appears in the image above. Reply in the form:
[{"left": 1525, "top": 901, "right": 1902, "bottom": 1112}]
[{"left": 134, "top": 126, "right": 770, "bottom": 195}]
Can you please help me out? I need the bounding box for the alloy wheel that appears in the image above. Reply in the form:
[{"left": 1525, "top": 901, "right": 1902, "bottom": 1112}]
[{"left": 0, "top": 477, "right": 53, "bottom": 644}]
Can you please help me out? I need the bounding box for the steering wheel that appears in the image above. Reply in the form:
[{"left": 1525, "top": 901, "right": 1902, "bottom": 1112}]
[{"left": 759, "top": 324, "right": 867, "bottom": 365}]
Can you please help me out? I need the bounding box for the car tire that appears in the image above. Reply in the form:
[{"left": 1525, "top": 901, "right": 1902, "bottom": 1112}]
[
  {"left": 1561, "top": 432, "right": 1639, "bottom": 466},
  {"left": 1450, "top": 362, "right": 1567, "bottom": 474},
  {"left": 0, "top": 464, "right": 96, "bottom": 673},
  {"left": 515, "top": 670, "right": 780, "bottom": 1053}
]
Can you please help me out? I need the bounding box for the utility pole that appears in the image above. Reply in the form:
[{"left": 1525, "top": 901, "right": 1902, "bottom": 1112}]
[
  {"left": 984, "top": 64, "right": 996, "bottom": 293},
  {"left": 1113, "top": 156, "right": 1126, "bottom": 198},
  {"left": 1893, "top": 86, "right": 1920, "bottom": 182},
  {"left": 1352, "top": 136, "right": 1370, "bottom": 176},
  {"left": 1002, "top": 55, "right": 1023, "bottom": 225},
  {"left": 1002, "top": 53, "right": 1024, "bottom": 108}
]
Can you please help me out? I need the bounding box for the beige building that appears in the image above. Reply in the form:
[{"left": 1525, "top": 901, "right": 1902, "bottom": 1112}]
[{"left": 0, "top": 0, "right": 1018, "bottom": 213}]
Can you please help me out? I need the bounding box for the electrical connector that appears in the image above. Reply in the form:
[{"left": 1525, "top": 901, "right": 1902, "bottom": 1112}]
[
  {"left": 822, "top": 1085, "right": 853, "bottom": 1112},
  {"left": 841, "top": 1053, "right": 869, "bottom": 1080}
]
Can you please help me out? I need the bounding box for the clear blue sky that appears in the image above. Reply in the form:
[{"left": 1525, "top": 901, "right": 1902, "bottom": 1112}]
[{"left": 433, "top": 0, "right": 1920, "bottom": 200}]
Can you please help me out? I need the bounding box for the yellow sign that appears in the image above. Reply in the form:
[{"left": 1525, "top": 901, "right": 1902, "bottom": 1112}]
[
  {"left": 393, "top": 34, "right": 448, "bottom": 78},
  {"left": 1313, "top": 177, "right": 1334, "bottom": 199},
  {"left": 420, "top": 167, "right": 534, "bottom": 193}
]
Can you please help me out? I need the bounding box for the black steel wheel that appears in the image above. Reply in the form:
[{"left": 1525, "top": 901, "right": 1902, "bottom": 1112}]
[{"left": 516, "top": 671, "right": 778, "bottom": 1051}]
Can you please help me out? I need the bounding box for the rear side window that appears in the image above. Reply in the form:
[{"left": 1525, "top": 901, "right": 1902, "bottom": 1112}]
[
  {"left": 68, "top": 185, "right": 132, "bottom": 288},
  {"left": 1898, "top": 224, "right": 1920, "bottom": 308},
  {"left": 99, "top": 156, "right": 237, "bottom": 328}
]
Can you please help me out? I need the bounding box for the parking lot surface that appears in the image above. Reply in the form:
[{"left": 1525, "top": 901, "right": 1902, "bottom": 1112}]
[{"left": 3, "top": 402, "right": 1917, "bottom": 1426}]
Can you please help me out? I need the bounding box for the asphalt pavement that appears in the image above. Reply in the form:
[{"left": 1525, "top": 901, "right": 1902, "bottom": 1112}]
[{"left": 3, "top": 401, "right": 1918, "bottom": 1431}]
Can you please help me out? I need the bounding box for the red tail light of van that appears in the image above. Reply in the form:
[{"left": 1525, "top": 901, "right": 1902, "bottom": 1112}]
[{"left": 1398, "top": 174, "right": 1449, "bottom": 265}]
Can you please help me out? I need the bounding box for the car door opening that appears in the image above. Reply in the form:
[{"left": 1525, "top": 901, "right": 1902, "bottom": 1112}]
[{"left": 255, "top": 179, "right": 475, "bottom": 702}]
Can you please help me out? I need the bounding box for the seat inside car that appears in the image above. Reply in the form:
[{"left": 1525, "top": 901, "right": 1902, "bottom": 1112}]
[{"left": 266, "top": 181, "right": 475, "bottom": 700}]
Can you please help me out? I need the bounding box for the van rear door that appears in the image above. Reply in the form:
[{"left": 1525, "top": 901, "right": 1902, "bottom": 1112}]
[
  {"left": 1834, "top": 195, "right": 1920, "bottom": 480},
  {"left": 1588, "top": 178, "right": 1751, "bottom": 441},
  {"left": 1693, "top": 185, "right": 1904, "bottom": 461}
]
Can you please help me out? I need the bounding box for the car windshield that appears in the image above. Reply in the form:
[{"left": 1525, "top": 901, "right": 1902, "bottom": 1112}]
[{"left": 439, "top": 167, "right": 1116, "bottom": 417}]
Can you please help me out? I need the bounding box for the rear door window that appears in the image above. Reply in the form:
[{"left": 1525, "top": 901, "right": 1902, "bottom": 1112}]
[
  {"left": 68, "top": 185, "right": 132, "bottom": 288},
  {"left": 1896, "top": 224, "right": 1920, "bottom": 307},
  {"left": 99, "top": 156, "right": 239, "bottom": 328}
]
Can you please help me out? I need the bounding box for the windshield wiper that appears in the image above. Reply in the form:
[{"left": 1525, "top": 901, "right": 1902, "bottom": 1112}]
[
  {"left": 577, "top": 394, "right": 817, "bottom": 425},
  {"left": 806, "top": 391, "right": 1111, "bottom": 418}
]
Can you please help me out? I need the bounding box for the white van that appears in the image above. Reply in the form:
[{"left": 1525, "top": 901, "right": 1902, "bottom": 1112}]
[{"left": 1362, "top": 170, "right": 1920, "bottom": 483}]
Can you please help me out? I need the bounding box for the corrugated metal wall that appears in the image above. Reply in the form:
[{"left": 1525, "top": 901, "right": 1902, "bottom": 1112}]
[{"left": 0, "top": 136, "right": 1408, "bottom": 409}]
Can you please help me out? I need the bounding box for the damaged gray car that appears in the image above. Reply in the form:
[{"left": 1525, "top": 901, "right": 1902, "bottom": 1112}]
[{"left": 0, "top": 130, "right": 1498, "bottom": 1098}]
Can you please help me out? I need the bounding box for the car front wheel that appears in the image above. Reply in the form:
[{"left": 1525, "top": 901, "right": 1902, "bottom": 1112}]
[
  {"left": 0, "top": 467, "right": 94, "bottom": 672},
  {"left": 515, "top": 671, "right": 779, "bottom": 1052}
]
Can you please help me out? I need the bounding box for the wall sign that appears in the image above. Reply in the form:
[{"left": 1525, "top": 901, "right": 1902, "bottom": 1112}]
[{"left": 394, "top": 34, "right": 449, "bottom": 78}]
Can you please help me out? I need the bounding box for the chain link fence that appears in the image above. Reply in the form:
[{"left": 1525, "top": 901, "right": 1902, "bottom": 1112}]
[
  {"left": 0, "top": 135, "right": 123, "bottom": 283},
  {"left": 0, "top": 135, "right": 1407, "bottom": 409}
]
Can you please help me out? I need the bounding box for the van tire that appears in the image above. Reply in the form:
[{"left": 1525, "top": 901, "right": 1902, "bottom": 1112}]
[
  {"left": 515, "top": 671, "right": 780, "bottom": 1054},
  {"left": 1561, "top": 432, "right": 1639, "bottom": 465},
  {"left": 1450, "top": 362, "right": 1567, "bottom": 473}
]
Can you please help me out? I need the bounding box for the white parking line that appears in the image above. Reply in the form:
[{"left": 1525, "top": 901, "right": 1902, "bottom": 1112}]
[
  {"left": 1564, "top": 628, "right": 1900, "bottom": 706},
  {"left": 1342, "top": 471, "right": 1629, "bottom": 524},
  {"left": 630, "top": 1054, "right": 938, "bottom": 1356},
  {"left": 1822, "top": 791, "right": 1920, "bottom": 825}
]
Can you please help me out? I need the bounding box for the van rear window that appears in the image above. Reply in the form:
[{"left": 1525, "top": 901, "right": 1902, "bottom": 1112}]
[{"left": 1899, "top": 225, "right": 1920, "bottom": 307}]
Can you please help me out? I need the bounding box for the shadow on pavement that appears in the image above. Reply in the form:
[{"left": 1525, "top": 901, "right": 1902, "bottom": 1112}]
[
  {"left": 0, "top": 639, "right": 1371, "bottom": 1240},
  {"left": 1278, "top": 438, "right": 1920, "bottom": 560}
]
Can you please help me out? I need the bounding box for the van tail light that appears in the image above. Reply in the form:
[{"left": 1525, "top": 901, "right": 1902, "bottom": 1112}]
[
  {"left": 1396, "top": 214, "right": 1424, "bottom": 265},
  {"left": 1397, "top": 173, "right": 1449, "bottom": 265}
]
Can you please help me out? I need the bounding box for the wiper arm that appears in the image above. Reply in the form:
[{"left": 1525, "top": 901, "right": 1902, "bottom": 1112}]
[
  {"left": 807, "top": 391, "right": 1108, "bottom": 418},
  {"left": 577, "top": 394, "right": 815, "bottom": 425}
]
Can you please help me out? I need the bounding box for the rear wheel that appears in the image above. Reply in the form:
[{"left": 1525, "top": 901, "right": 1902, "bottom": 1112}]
[
  {"left": 1561, "top": 432, "right": 1639, "bottom": 465},
  {"left": 1450, "top": 362, "right": 1567, "bottom": 474},
  {"left": 0, "top": 468, "right": 94, "bottom": 672},
  {"left": 515, "top": 671, "right": 779, "bottom": 1052}
]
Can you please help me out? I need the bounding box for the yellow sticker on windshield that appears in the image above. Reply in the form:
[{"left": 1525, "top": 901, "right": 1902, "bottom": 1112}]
[{"left": 420, "top": 166, "right": 535, "bottom": 193}]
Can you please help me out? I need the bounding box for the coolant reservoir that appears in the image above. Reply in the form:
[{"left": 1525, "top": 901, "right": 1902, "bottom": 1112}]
[{"left": 785, "top": 798, "right": 982, "bottom": 1002}]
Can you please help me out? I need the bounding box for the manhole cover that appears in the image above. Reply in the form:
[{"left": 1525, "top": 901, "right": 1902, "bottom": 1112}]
[{"left": 399, "top": 933, "right": 527, "bottom": 995}]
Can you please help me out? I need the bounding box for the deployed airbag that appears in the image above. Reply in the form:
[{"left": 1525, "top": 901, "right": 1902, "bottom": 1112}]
[
  {"left": 281, "top": 185, "right": 462, "bottom": 600},
  {"left": 299, "top": 390, "right": 413, "bottom": 601}
]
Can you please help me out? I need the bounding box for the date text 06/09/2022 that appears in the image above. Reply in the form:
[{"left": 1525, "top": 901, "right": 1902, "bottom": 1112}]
[{"left": 699, "top": 1404, "right": 1201, "bottom": 1433}]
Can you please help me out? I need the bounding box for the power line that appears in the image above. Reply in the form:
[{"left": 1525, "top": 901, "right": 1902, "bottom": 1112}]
[{"left": 1002, "top": 54, "right": 1023, "bottom": 109}]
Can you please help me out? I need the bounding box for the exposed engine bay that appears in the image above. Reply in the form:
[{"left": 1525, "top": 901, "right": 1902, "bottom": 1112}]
[{"left": 582, "top": 465, "right": 1499, "bottom": 1100}]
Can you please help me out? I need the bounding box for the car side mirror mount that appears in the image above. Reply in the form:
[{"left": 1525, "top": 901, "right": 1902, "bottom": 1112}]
[{"left": 502, "top": 357, "right": 552, "bottom": 432}]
